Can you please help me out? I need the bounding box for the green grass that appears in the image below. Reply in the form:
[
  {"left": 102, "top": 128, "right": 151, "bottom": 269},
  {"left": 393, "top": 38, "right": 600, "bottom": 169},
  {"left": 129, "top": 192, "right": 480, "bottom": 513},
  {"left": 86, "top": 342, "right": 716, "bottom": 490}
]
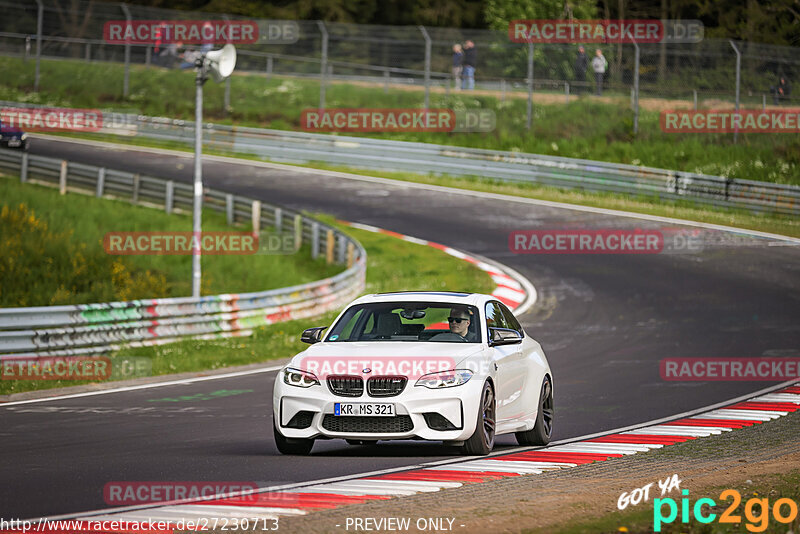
[
  {"left": 3, "top": 56, "right": 799, "bottom": 184},
  {"left": 0, "top": 176, "right": 341, "bottom": 306},
  {"left": 0, "top": 209, "right": 496, "bottom": 395}
]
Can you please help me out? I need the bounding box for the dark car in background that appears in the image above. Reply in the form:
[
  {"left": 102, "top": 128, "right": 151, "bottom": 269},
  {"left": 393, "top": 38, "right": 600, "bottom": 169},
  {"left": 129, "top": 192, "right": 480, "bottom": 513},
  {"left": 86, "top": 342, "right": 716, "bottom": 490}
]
[{"left": 0, "top": 119, "right": 28, "bottom": 150}]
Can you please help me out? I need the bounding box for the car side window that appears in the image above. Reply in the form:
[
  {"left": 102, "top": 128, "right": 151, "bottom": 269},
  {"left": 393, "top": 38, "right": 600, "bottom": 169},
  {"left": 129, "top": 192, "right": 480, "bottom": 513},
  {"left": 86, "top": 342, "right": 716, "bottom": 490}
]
[
  {"left": 485, "top": 302, "right": 510, "bottom": 330},
  {"left": 499, "top": 302, "right": 525, "bottom": 338}
]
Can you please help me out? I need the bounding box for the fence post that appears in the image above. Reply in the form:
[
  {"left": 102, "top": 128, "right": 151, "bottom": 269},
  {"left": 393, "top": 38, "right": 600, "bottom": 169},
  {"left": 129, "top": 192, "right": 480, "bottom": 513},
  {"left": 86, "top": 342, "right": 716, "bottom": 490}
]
[
  {"left": 419, "top": 25, "right": 431, "bottom": 110},
  {"left": 762, "top": 94, "right": 766, "bottom": 110},
  {"left": 325, "top": 229, "right": 335, "bottom": 264},
  {"left": 275, "top": 207, "right": 282, "bottom": 232},
  {"left": 632, "top": 40, "right": 640, "bottom": 135},
  {"left": 565, "top": 81, "right": 569, "bottom": 103},
  {"left": 165, "top": 180, "right": 174, "bottom": 214},
  {"left": 24, "top": 35, "right": 30, "bottom": 62},
  {"left": 251, "top": 200, "right": 261, "bottom": 234},
  {"left": 96, "top": 168, "right": 105, "bottom": 197},
  {"left": 266, "top": 56, "right": 273, "bottom": 79},
  {"left": 311, "top": 222, "right": 319, "bottom": 259},
  {"left": 501, "top": 79, "right": 506, "bottom": 101},
  {"left": 693, "top": 89, "right": 697, "bottom": 111},
  {"left": 86, "top": 43, "right": 91, "bottom": 62},
  {"left": 317, "top": 21, "right": 328, "bottom": 111},
  {"left": 337, "top": 235, "right": 346, "bottom": 263},
  {"left": 145, "top": 45, "right": 151, "bottom": 67},
  {"left": 294, "top": 214, "right": 303, "bottom": 247},
  {"left": 224, "top": 78, "right": 231, "bottom": 115},
  {"left": 20, "top": 153, "right": 28, "bottom": 183},
  {"left": 120, "top": 3, "right": 132, "bottom": 98},
  {"left": 34, "top": 0, "right": 43, "bottom": 92},
  {"left": 526, "top": 42, "right": 534, "bottom": 130},
  {"left": 59, "top": 160, "right": 68, "bottom": 195},
  {"left": 383, "top": 69, "right": 389, "bottom": 93},
  {"left": 131, "top": 173, "right": 140, "bottom": 204},
  {"left": 730, "top": 40, "right": 741, "bottom": 144},
  {"left": 225, "top": 194, "right": 234, "bottom": 225}
]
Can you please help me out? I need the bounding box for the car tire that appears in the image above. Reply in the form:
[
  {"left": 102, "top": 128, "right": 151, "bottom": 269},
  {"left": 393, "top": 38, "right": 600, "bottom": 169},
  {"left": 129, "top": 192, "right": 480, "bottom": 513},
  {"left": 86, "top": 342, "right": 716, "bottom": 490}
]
[
  {"left": 462, "top": 381, "right": 495, "bottom": 455},
  {"left": 273, "top": 421, "right": 314, "bottom": 455},
  {"left": 515, "top": 376, "right": 553, "bottom": 446}
]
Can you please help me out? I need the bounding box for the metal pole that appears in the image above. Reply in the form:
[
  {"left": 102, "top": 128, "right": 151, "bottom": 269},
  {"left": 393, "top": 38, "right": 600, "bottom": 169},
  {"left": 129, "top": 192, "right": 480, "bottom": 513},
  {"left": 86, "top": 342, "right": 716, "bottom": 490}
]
[
  {"left": 34, "top": 0, "right": 43, "bottom": 92},
  {"left": 317, "top": 21, "right": 328, "bottom": 111},
  {"left": 565, "top": 81, "right": 569, "bottom": 104},
  {"left": 526, "top": 42, "right": 534, "bottom": 130},
  {"left": 224, "top": 78, "right": 231, "bottom": 114},
  {"left": 730, "top": 40, "right": 741, "bottom": 143},
  {"left": 693, "top": 89, "right": 697, "bottom": 110},
  {"left": 120, "top": 3, "right": 132, "bottom": 98},
  {"left": 632, "top": 40, "right": 640, "bottom": 134},
  {"left": 762, "top": 94, "right": 766, "bottom": 110},
  {"left": 192, "top": 66, "right": 205, "bottom": 298},
  {"left": 419, "top": 25, "right": 431, "bottom": 110}
]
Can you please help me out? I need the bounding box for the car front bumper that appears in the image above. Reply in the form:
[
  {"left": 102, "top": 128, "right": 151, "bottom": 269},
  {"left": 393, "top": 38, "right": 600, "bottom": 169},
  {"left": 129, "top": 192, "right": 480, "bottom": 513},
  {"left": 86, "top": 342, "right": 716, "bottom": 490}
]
[{"left": 273, "top": 375, "right": 485, "bottom": 442}]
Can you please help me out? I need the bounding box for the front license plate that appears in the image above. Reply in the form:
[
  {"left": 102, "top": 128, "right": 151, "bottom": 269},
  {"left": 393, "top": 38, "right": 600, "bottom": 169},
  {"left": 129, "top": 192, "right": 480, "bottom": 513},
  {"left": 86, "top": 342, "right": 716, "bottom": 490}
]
[
  {"left": 7, "top": 139, "right": 21, "bottom": 147},
  {"left": 334, "top": 403, "right": 395, "bottom": 417}
]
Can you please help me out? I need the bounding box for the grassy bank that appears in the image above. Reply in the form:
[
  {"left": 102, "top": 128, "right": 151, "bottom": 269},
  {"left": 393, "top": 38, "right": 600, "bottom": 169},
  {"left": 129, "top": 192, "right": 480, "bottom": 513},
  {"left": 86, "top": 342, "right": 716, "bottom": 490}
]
[
  {"left": 0, "top": 209, "right": 497, "bottom": 395},
  {"left": 2, "top": 56, "right": 798, "bottom": 184},
  {"left": 0, "top": 176, "right": 340, "bottom": 307}
]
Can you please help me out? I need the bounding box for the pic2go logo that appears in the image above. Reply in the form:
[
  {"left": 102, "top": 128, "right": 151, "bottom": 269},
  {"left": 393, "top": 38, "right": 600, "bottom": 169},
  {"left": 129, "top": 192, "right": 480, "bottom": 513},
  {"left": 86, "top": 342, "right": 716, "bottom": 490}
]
[{"left": 654, "top": 489, "right": 800, "bottom": 532}]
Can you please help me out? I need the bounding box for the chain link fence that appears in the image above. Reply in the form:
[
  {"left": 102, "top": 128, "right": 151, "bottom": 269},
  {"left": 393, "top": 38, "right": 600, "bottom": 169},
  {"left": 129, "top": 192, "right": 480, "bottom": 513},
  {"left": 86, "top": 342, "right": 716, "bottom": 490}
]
[{"left": 1, "top": 0, "right": 798, "bottom": 123}]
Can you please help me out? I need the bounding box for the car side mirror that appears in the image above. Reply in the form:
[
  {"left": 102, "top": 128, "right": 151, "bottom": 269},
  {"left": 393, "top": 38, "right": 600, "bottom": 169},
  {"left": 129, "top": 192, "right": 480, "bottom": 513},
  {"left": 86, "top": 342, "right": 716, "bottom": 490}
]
[
  {"left": 301, "top": 326, "right": 328, "bottom": 344},
  {"left": 488, "top": 327, "right": 522, "bottom": 346}
]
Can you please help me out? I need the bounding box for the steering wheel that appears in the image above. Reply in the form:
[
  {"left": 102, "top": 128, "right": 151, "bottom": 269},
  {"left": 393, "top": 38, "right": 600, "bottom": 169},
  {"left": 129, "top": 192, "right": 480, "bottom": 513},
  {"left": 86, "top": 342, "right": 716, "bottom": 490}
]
[{"left": 428, "top": 332, "right": 467, "bottom": 342}]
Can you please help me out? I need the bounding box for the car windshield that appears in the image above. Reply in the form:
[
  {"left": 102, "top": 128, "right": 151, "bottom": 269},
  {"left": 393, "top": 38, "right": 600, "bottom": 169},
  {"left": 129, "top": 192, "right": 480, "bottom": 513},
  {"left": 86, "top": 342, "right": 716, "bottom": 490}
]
[{"left": 326, "top": 302, "right": 481, "bottom": 343}]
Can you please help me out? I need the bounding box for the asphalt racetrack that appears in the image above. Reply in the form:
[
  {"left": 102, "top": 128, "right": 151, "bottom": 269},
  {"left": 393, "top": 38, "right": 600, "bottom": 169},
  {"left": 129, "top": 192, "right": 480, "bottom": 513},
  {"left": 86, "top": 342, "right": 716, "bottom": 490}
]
[{"left": 2, "top": 137, "right": 799, "bottom": 519}]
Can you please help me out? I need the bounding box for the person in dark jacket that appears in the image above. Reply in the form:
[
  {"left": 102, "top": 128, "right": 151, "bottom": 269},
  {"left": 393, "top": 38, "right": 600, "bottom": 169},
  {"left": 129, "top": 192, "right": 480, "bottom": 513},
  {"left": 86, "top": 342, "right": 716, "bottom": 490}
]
[
  {"left": 771, "top": 76, "right": 791, "bottom": 105},
  {"left": 462, "top": 40, "right": 476, "bottom": 90},
  {"left": 574, "top": 46, "right": 588, "bottom": 94}
]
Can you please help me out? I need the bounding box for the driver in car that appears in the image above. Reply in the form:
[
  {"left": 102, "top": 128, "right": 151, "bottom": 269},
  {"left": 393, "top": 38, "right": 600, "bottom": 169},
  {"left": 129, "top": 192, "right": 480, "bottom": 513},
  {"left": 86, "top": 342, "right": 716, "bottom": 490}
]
[{"left": 428, "top": 306, "right": 475, "bottom": 342}]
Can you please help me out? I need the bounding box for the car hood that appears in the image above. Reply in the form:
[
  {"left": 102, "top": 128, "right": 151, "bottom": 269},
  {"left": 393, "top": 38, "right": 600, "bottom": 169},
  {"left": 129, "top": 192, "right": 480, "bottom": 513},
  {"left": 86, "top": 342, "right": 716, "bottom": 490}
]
[{"left": 289, "top": 342, "right": 484, "bottom": 378}]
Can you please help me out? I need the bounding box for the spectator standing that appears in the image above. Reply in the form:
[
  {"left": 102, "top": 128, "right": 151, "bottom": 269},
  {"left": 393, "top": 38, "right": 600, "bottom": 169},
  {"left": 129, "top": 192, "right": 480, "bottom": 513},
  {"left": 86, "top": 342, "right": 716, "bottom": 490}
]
[
  {"left": 462, "top": 40, "right": 476, "bottom": 90},
  {"left": 452, "top": 44, "right": 463, "bottom": 91},
  {"left": 574, "top": 46, "right": 588, "bottom": 94},
  {"left": 772, "top": 76, "right": 791, "bottom": 105},
  {"left": 591, "top": 48, "right": 607, "bottom": 96}
]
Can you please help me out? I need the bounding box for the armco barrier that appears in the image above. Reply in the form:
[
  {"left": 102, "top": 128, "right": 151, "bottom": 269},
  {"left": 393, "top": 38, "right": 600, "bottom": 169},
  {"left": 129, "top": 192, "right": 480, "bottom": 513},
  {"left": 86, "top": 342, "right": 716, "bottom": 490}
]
[
  {"left": 0, "top": 149, "right": 366, "bottom": 358},
  {"left": 24, "top": 108, "right": 795, "bottom": 216}
]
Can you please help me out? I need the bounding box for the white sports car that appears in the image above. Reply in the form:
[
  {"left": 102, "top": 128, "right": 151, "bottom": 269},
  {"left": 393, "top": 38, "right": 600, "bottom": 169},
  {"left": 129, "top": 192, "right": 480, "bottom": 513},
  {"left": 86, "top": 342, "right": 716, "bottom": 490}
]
[{"left": 272, "top": 291, "right": 553, "bottom": 455}]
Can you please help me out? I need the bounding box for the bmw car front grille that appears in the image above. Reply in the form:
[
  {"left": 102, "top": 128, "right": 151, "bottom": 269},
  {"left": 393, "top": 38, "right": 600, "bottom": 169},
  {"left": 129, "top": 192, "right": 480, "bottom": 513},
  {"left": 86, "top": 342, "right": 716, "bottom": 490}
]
[
  {"left": 322, "top": 415, "right": 414, "bottom": 433},
  {"left": 367, "top": 376, "right": 407, "bottom": 397},
  {"left": 327, "top": 375, "right": 363, "bottom": 397}
]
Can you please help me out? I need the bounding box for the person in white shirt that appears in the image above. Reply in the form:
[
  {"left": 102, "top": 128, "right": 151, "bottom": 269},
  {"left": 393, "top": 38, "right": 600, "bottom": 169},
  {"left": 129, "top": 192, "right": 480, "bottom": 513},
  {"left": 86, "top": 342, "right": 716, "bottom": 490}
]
[{"left": 591, "top": 49, "right": 607, "bottom": 96}]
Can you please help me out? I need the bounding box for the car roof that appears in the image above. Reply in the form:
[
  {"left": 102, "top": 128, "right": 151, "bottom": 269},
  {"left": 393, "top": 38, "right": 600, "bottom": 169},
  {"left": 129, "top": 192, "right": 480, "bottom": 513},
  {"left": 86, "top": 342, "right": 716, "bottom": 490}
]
[{"left": 351, "top": 291, "right": 494, "bottom": 307}]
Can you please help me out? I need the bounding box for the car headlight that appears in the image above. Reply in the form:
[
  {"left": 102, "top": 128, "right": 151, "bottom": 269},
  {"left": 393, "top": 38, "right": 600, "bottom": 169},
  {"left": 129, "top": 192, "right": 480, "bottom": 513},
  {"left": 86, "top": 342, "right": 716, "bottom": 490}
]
[
  {"left": 415, "top": 369, "right": 473, "bottom": 389},
  {"left": 20, "top": 133, "right": 27, "bottom": 140},
  {"left": 283, "top": 367, "right": 319, "bottom": 388}
]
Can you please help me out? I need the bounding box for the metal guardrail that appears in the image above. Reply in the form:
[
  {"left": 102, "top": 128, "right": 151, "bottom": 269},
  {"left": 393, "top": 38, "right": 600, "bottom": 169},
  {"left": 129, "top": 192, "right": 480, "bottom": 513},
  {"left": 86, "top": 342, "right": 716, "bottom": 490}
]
[
  {"left": 80, "top": 111, "right": 800, "bottom": 216},
  {"left": 0, "top": 149, "right": 367, "bottom": 358}
]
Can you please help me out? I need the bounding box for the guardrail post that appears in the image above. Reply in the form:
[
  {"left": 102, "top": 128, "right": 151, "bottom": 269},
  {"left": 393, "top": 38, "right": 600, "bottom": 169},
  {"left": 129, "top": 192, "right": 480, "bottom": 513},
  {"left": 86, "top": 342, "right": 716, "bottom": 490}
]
[
  {"left": 325, "top": 229, "right": 335, "bottom": 264},
  {"left": 337, "top": 234, "right": 346, "bottom": 264},
  {"left": 419, "top": 25, "right": 431, "bottom": 109},
  {"left": 730, "top": 40, "right": 741, "bottom": 144},
  {"left": 632, "top": 40, "right": 640, "bottom": 135},
  {"left": 132, "top": 173, "right": 140, "bottom": 204},
  {"left": 294, "top": 215, "right": 302, "bottom": 247},
  {"left": 34, "top": 0, "right": 43, "bottom": 92},
  {"left": 96, "top": 168, "right": 105, "bottom": 197},
  {"left": 121, "top": 3, "right": 132, "bottom": 98},
  {"left": 225, "top": 194, "right": 234, "bottom": 225},
  {"left": 311, "top": 222, "right": 319, "bottom": 259},
  {"left": 275, "top": 207, "right": 282, "bottom": 232},
  {"left": 20, "top": 153, "right": 28, "bottom": 183},
  {"left": 346, "top": 242, "right": 354, "bottom": 268},
  {"left": 526, "top": 42, "right": 534, "bottom": 130},
  {"left": 165, "top": 180, "right": 174, "bottom": 214},
  {"left": 251, "top": 200, "right": 261, "bottom": 234},
  {"left": 59, "top": 160, "right": 68, "bottom": 195},
  {"left": 317, "top": 21, "right": 328, "bottom": 111}
]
